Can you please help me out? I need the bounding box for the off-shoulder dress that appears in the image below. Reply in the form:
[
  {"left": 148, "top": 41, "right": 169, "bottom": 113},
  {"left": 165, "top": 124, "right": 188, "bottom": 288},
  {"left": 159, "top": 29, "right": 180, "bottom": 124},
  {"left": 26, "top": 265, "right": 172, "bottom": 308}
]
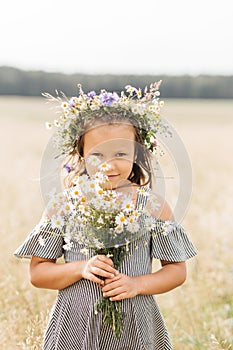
[{"left": 14, "top": 190, "right": 197, "bottom": 350}]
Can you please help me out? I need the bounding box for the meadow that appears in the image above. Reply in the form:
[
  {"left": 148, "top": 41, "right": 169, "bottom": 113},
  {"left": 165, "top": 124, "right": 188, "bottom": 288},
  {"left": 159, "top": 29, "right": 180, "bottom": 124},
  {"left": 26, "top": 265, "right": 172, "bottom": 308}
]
[{"left": 0, "top": 96, "right": 232, "bottom": 349}]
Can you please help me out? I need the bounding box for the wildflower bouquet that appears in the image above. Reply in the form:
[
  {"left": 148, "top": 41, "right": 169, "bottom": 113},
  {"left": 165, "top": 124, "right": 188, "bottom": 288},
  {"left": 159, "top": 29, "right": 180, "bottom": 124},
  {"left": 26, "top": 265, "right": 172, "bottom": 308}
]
[{"left": 47, "top": 169, "right": 154, "bottom": 338}]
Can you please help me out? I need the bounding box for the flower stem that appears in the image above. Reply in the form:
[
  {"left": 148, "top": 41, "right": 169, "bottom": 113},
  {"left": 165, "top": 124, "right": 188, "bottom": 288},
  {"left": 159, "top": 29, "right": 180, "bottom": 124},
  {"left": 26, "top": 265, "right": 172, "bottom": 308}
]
[{"left": 94, "top": 246, "right": 127, "bottom": 338}]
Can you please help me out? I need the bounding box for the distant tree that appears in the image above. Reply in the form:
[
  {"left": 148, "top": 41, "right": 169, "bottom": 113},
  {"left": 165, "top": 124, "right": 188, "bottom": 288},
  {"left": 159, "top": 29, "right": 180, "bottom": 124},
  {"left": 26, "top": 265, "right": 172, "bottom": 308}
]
[{"left": 0, "top": 66, "right": 232, "bottom": 98}]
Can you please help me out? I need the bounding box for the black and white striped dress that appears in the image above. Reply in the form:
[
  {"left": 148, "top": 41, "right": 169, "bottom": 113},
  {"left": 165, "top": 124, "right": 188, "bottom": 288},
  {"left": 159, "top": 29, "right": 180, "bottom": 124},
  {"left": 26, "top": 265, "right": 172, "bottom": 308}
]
[{"left": 14, "top": 190, "right": 197, "bottom": 350}]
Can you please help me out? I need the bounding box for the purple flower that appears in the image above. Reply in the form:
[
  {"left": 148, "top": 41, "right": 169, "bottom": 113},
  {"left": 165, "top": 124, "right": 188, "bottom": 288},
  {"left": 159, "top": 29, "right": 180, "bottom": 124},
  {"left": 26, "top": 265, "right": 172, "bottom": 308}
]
[
  {"left": 87, "top": 91, "right": 96, "bottom": 99},
  {"left": 63, "top": 164, "right": 72, "bottom": 173},
  {"left": 99, "top": 92, "right": 120, "bottom": 106},
  {"left": 69, "top": 98, "right": 76, "bottom": 108}
]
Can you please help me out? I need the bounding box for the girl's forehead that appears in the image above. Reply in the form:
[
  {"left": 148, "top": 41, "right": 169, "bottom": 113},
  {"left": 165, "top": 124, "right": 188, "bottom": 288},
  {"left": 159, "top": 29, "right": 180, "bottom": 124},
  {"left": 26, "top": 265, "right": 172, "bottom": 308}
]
[{"left": 83, "top": 123, "right": 135, "bottom": 150}]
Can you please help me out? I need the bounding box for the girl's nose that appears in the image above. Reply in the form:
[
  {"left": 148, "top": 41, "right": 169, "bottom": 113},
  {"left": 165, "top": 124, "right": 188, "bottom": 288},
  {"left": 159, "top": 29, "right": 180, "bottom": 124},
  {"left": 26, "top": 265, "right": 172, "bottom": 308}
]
[{"left": 106, "top": 157, "right": 117, "bottom": 170}]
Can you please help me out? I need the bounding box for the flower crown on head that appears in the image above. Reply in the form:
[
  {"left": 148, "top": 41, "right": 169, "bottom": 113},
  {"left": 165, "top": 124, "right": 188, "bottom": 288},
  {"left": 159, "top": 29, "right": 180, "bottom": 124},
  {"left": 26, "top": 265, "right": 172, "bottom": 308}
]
[{"left": 44, "top": 81, "right": 168, "bottom": 157}]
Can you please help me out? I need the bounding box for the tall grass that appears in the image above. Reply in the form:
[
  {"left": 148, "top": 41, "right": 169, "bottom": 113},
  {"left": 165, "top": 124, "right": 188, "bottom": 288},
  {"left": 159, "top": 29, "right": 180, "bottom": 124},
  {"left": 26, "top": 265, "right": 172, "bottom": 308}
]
[{"left": 1, "top": 97, "right": 232, "bottom": 349}]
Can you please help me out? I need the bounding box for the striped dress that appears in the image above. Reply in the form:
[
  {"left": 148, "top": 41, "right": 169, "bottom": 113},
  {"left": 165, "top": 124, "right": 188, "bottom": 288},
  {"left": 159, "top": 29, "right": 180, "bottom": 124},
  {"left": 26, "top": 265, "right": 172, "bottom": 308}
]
[{"left": 14, "top": 190, "right": 197, "bottom": 350}]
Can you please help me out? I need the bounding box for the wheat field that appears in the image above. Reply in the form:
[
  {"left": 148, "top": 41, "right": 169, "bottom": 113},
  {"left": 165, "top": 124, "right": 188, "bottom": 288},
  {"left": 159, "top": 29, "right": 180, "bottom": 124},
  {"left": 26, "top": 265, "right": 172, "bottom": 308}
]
[{"left": 0, "top": 96, "right": 232, "bottom": 349}]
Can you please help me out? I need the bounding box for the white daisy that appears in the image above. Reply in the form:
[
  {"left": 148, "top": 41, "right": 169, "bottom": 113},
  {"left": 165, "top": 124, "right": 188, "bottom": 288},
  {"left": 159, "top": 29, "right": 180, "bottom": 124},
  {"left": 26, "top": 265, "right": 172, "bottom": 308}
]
[
  {"left": 63, "top": 239, "right": 74, "bottom": 251},
  {"left": 147, "top": 195, "right": 161, "bottom": 211},
  {"left": 137, "top": 89, "right": 142, "bottom": 98},
  {"left": 121, "top": 198, "right": 134, "bottom": 213},
  {"left": 161, "top": 221, "right": 173, "bottom": 236},
  {"left": 88, "top": 181, "right": 96, "bottom": 192},
  {"left": 115, "top": 212, "right": 127, "bottom": 225},
  {"left": 70, "top": 187, "right": 80, "bottom": 198},
  {"left": 127, "top": 222, "right": 140, "bottom": 233},
  {"left": 45, "top": 122, "right": 52, "bottom": 130},
  {"left": 144, "top": 215, "right": 156, "bottom": 230},
  {"left": 98, "top": 162, "right": 111, "bottom": 172},
  {"left": 62, "top": 101, "right": 69, "bottom": 109},
  {"left": 137, "top": 188, "right": 150, "bottom": 196},
  {"left": 132, "top": 210, "right": 140, "bottom": 218},
  {"left": 115, "top": 224, "right": 124, "bottom": 234},
  {"left": 128, "top": 215, "right": 135, "bottom": 224},
  {"left": 96, "top": 242, "right": 105, "bottom": 249},
  {"left": 131, "top": 105, "right": 141, "bottom": 114},
  {"left": 54, "top": 119, "right": 60, "bottom": 127},
  {"left": 80, "top": 248, "right": 89, "bottom": 256},
  {"left": 94, "top": 171, "right": 108, "bottom": 183},
  {"left": 73, "top": 233, "right": 84, "bottom": 243},
  {"left": 87, "top": 155, "right": 101, "bottom": 166},
  {"left": 50, "top": 215, "right": 64, "bottom": 229}
]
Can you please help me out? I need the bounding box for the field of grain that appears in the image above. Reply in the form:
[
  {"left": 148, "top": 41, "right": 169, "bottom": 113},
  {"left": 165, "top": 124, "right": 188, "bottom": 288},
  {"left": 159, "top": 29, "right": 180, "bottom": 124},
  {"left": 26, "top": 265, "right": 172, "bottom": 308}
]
[{"left": 0, "top": 97, "right": 232, "bottom": 349}]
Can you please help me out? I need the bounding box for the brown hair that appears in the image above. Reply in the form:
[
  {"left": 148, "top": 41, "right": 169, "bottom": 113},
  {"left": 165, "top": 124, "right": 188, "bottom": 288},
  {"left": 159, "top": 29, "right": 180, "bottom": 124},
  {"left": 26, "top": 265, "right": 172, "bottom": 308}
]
[{"left": 64, "top": 108, "right": 153, "bottom": 188}]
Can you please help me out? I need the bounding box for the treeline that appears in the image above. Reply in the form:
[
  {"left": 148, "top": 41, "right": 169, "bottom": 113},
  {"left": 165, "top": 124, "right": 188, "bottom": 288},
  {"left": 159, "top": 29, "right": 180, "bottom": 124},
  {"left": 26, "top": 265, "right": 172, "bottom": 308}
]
[{"left": 0, "top": 66, "right": 233, "bottom": 98}]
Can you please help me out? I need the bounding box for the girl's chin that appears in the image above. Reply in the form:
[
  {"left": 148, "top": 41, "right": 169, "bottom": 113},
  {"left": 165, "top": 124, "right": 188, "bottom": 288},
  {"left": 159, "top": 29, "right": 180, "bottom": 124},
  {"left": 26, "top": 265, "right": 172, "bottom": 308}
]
[
  {"left": 103, "top": 182, "right": 117, "bottom": 190},
  {"left": 103, "top": 179, "right": 121, "bottom": 190}
]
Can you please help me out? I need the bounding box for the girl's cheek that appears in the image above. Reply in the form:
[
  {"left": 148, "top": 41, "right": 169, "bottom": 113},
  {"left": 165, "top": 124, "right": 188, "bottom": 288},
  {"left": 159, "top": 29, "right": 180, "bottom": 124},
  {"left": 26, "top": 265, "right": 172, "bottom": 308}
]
[
  {"left": 85, "top": 163, "right": 95, "bottom": 176},
  {"left": 87, "top": 166, "right": 97, "bottom": 176}
]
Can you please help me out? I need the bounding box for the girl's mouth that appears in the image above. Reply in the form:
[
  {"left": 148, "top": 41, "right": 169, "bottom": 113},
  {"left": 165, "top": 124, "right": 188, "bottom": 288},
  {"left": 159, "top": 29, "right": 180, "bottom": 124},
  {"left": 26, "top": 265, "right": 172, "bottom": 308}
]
[{"left": 107, "top": 174, "right": 119, "bottom": 178}]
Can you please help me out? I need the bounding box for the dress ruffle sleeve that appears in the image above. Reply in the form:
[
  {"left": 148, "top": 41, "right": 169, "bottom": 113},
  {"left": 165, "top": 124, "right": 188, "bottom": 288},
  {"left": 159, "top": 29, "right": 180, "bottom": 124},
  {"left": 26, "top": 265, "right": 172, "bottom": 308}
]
[
  {"left": 151, "top": 219, "right": 197, "bottom": 262},
  {"left": 14, "top": 217, "right": 64, "bottom": 260}
]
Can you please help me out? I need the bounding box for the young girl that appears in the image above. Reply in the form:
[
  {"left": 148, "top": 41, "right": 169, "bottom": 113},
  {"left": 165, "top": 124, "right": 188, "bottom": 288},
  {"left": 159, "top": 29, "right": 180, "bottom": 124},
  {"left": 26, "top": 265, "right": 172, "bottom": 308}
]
[{"left": 14, "top": 83, "right": 197, "bottom": 350}]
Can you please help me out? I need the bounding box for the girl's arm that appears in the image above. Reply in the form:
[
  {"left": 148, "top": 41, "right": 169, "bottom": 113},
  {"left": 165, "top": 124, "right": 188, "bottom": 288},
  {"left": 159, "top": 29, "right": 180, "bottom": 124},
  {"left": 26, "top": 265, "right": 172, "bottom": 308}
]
[
  {"left": 136, "top": 260, "right": 186, "bottom": 295},
  {"left": 102, "top": 197, "right": 187, "bottom": 300},
  {"left": 101, "top": 261, "right": 186, "bottom": 301},
  {"left": 30, "top": 254, "right": 118, "bottom": 290}
]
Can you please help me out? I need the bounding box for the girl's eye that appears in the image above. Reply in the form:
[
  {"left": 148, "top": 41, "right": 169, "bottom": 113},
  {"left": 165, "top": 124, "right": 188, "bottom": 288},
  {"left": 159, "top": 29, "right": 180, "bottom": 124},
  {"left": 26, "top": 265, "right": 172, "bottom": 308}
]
[
  {"left": 91, "top": 153, "right": 103, "bottom": 157},
  {"left": 115, "top": 152, "right": 127, "bottom": 157}
]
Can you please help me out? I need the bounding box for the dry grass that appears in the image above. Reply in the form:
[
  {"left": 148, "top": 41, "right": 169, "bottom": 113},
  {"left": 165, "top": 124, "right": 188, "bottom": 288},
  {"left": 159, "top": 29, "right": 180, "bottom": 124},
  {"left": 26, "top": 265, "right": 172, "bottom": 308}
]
[{"left": 1, "top": 96, "right": 232, "bottom": 349}]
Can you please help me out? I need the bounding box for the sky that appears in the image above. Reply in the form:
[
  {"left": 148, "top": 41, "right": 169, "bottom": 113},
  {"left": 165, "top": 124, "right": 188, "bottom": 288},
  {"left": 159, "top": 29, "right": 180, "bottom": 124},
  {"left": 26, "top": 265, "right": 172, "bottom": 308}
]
[{"left": 1, "top": 0, "right": 233, "bottom": 75}]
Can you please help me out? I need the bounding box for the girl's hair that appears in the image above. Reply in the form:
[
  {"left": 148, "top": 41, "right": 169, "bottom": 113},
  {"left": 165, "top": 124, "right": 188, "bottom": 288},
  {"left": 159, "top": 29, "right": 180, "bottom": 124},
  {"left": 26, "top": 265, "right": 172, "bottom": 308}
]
[{"left": 64, "top": 108, "right": 153, "bottom": 188}]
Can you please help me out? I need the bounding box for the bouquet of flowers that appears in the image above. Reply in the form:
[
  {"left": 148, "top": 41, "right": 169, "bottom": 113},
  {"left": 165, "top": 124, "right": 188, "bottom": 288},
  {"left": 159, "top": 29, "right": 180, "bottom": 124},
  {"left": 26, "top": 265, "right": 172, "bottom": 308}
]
[{"left": 46, "top": 166, "right": 155, "bottom": 338}]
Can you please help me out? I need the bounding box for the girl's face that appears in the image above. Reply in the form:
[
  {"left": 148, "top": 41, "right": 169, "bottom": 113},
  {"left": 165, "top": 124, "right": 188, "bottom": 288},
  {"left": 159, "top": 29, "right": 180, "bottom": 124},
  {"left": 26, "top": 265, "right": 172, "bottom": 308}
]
[{"left": 83, "top": 123, "right": 136, "bottom": 189}]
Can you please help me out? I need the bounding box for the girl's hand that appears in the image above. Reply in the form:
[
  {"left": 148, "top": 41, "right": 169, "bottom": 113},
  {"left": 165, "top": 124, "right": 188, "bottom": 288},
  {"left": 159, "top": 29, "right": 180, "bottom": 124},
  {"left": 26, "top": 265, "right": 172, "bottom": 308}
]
[
  {"left": 81, "top": 255, "right": 118, "bottom": 286},
  {"left": 101, "top": 273, "right": 138, "bottom": 301}
]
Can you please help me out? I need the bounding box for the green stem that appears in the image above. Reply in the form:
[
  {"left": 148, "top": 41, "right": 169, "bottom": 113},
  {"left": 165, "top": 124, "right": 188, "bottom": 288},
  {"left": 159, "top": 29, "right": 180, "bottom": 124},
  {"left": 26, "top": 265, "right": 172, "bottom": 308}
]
[{"left": 94, "top": 246, "right": 127, "bottom": 338}]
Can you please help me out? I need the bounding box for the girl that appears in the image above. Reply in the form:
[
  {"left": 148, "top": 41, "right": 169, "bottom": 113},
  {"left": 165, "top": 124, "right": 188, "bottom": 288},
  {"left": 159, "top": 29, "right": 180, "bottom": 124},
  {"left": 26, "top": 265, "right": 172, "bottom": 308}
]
[{"left": 14, "top": 83, "right": 197, "bottom": 350}]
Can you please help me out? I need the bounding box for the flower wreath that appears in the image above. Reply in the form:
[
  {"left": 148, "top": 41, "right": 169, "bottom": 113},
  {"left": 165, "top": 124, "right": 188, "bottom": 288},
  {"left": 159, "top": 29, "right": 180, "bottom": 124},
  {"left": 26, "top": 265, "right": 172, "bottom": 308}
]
[{"left": 43, "top": 81, "right": 169, "bottom": 157}]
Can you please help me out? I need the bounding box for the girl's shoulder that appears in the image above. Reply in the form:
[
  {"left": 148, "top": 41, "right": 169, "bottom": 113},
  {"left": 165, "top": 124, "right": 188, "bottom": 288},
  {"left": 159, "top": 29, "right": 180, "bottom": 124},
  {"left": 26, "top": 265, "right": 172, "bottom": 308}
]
[{"left": 155, "top": 193, "right": 174, "bottom": 221}]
